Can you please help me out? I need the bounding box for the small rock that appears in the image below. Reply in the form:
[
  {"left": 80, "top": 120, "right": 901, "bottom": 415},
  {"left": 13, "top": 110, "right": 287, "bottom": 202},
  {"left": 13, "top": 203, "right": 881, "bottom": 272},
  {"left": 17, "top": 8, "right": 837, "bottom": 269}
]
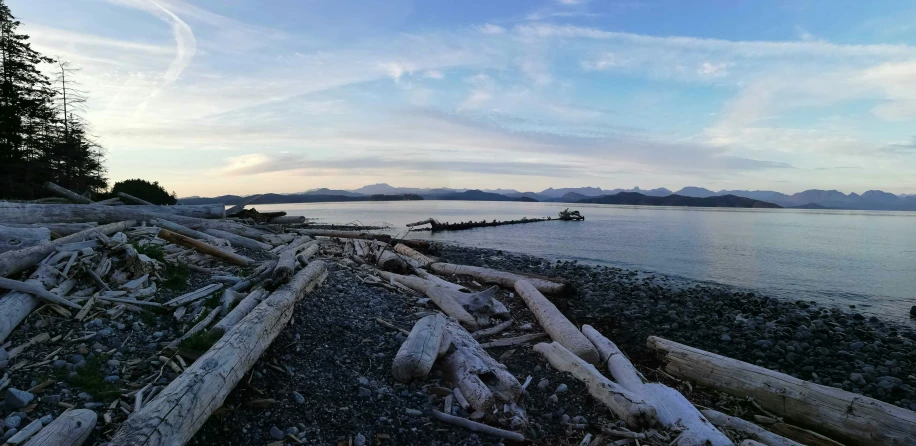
[
  {"left": 52, "top": 360, "right": 67, "bottom": 369},
  {"left": 358, "top": 387, "right": 371, "bottom": 398},
  {"left": 39, "top": 415, "right": 53, "bottom": 425},
  {"left": 5, "top": 388, "right": 34, "bottom": 409},
  {"left": 721, "top": 334, "right": 731, "bottom": 342},
  {"left": 546, "top": 394, "right": 558, "bottom": 404},
  {"left": 537, "top": 379, "right": 549, "bottom": 390},
  {"left": 269, "top": 426, "right": 284, "bottom": 440},
  {"left": 103, "top": 375, "right": 120, "bottom": 383},
  {"left": 355, "top": 433, "right": 367, "bottom": 446},
  {"left": 292, "top": 391, "right": 305, "bottom": 404},
  {"left": 69, "top": 354, "right": 85, "bottom": 364},
  {"left": 554, "top": 383, "right": 568, "bottom": 394},
  {"left": 152, "top": 332, "right": 164, "bottom": 338},
  {"left": 405, "top": 409, "right": 423, "bottom": 417},
  {"left": 357, "top": 377, "right": 369, "bottom": 386},
  {"left": 4, "top": 415, "right": 21, "bottom": 429}
]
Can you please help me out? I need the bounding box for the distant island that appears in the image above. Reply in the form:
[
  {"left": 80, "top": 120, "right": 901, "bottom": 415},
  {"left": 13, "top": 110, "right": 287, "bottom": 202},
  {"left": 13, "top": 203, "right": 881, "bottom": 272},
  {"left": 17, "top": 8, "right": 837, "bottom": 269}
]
[
  {"left": 180, "top": 183, "right": 916, "bottom": 211},
  {"left": 578, "top": 192, "right": 781, "bottom": 208}
]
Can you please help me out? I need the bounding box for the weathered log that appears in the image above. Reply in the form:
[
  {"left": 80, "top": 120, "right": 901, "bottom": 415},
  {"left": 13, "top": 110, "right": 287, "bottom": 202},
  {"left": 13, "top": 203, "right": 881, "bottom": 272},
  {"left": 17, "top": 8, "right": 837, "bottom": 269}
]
[
  {"left": 110, "top": 261, "right": 327, "bottom": 446},
  {"left": 23, "top": 408, "right": 96, "bottom": 446},
  {"left": 296, "top": 244, "right": 320, "bottom": 266},
  {"left": 225, "top": 194, "right": 262, "bottom": 216},
  {"left": 647, "top": 336, "right": 916, "bottom": 445},
  {"left": 432, "top": 262, "right": 566, "bottom": 294},
  {"left": 0, "top": 226, "right": 50, "bottom": 253},
  {"left": 431, "top": 410, "right": 524, "bottom": 442},
  {"left": 377, "top": 272, "right": 479, "bottom": 330},
  {"left": 533, "top": 341, "right": 656, "bottom": 429},
  {"left": 0, "top": 220, "right": 135, "bottom": 278},
  {"left": 765, "top": 423, "right": 844, "bottom": 446},
  {"left": 0, "top": 277, "right": 81, "bottom": 309},
  {"left": 0, "top": 222, "right": 98, "bottom": 236},
  {"left": 164, "top": 284, "right": 223, "bottom": 307},
  {"left": 0, "top": 265, "right": 59, "bottom": 342},
  {"left": 202, "top": 229, "right": 271, "bottom": 250},
  {"left": 157, "top": 229, "right": 252, "bottom": 266},
  {"left": 153, "top": 219, "right": 224, "bottom": 246},
  {"left": 375, "top": 249, "right": 408, "bottom": 273},
  {"left": 93, "top": 197, "right": 122, "bottom": 206},
  {"left": 472, "top": 319, "right": 513, "bottom": 339},
  {"left": 296, "top": 229, "right": 391, "bottom": 242},
  {"left": 394, "top": 243, "right": 434, "bottom": 268},
  {"left": 272, "top": 240, "right": 320, "bottom": 285},
  {"left": 479, "top": 333, "right": 548, "bottom": 348},
  {"left": 406, "top": 218, "right": 436, "bottom": 227},
  {"left": 43, "top": 181, "right": 91, "bottom": 204},
  {"left": 117, "top": 192, "right": 155, "bottom": 206},
  {"left": 0, "top": 203, "right": 224, "bottom": 224},
  {"left": 413, "top": 268, "right": 465, "bottom": 291},
  {"left": 701, "top": 409, "right": 802, "bottom": 446},
  {"left": 219, "top": 289, "right": 245, "bottom": 316},
  {"left": 392, "top": 314, "right": 447, "bottom": 382},
  {"left": 268, "top": 215, "right": 305, "bottom": 224},
  {"left": 209, "top": 288, "right": 269, "bottom": 336},
  {"left": 230, "top": 260, "right": 277, "bottom": 292},
  {"left": 581, "top": 325, "right": 642, "bottom": 391},
  {"left": 7, "top": 419, "right": 43, "bottom": 444},
  {"left": 515, "top": 280, "right": 598, "bottom": 364}
]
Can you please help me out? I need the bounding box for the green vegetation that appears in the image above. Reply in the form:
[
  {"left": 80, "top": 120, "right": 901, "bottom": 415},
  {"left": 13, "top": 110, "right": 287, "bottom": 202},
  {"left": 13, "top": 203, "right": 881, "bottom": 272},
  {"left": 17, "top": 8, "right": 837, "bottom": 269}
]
[
  {"left": 162, "top": 262, "right": 190, "bottom": 290},
  {"left": 133, "top": 243, "right": 165, "bottom": 262},
  {"left": 179, "top": 330, "right": 222, "bottom": 352},
  {"left": 138, "top": 310, "right": 159, "bottom": 326},
  {"left": 59, "top": 356, "right": 118, "bottom": 400},
  {"left": 108, "top": 178, "right": 177, "bottom": 205}
]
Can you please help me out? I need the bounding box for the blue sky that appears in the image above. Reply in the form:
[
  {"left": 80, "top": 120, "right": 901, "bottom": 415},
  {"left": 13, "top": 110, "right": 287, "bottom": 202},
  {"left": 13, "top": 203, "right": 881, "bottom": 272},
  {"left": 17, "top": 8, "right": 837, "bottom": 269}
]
[{"left": 12, "top": 0, "right": 916, "bottom": 196}]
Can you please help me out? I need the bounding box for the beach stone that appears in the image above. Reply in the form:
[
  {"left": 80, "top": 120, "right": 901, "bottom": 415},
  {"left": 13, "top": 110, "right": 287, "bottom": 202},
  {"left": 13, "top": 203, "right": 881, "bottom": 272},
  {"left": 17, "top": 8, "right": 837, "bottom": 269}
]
[
  {"left": 720, "top": 334, "right": 731, "bottom": 342},
  {"left": 358, "top": 387, "right": 371, "bottom": 398},
  {"left": 546, "top": 394, "right": 558, "bottom": 404},
  {"left": 355, "top": 433, "right": 367, "bottom": 446},
  {"left": 39, "top": 415, "right": 53, "bottom": 425},
  {"left": 4, "top": 415, "right": 21, "bottom": 429},
  {"left": 269, "top": 426, "right": 284, "bottom": 440},
  {"left": 69, "top": 354, "right": 85, "bottom": 364},
  {"left": 52, "top": 360, "right": 67, "bottom": 369},
  {"left": 555, "top": 383, "right": 568, "bottom": 394},
  {"left": 4, "top": 389, "right": 34, "bottom": 409},
  {"left": 405, "top": 409, "right": 422, "bottom": 417},
  {"left": 537, "top": 379, "right": 550, "bottom": 390},
  {"left": 2, "top": 428, "right": 16, "bottom": 442},
  {"left": 292, "top": 391, "right": 305, "bottom": 404}
]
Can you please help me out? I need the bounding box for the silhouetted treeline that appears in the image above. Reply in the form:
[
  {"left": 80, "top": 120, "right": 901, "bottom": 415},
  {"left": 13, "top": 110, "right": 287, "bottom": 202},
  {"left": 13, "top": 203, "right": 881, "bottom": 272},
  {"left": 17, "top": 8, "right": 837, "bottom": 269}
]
[
  {"left": 104, "top": 179, "right": 177, "bottom": 205},
  {"left": 0, "top": 0, "right": 106, "bottom": 200},
  {"left": 368, "top": 194, "right": 424, "bottom": 201}
]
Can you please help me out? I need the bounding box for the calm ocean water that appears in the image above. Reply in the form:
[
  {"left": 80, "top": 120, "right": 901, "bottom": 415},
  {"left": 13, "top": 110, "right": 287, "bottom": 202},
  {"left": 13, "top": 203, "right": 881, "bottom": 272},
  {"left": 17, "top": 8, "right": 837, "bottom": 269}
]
[{"left": 254, "top": 201, "right": 916, "bottom": 324}]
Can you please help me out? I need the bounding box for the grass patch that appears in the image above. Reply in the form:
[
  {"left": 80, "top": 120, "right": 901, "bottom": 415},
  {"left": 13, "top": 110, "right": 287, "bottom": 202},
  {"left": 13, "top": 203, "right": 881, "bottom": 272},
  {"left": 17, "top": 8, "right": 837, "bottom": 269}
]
[
  {"left": 162, "top": 262, "right": 190, "bottom": 290},
  {"left": 202, "top": 291, "right": 222, "bottom": 309},
  {"left": 133, "top": 243, "right": 165, "bottom": 262},
  {"left": 179, "top": 330, "right": 222, "bottom": 352},
  {"left": 138, "top": 310, "right": 159, "bottom": 326},
  {"left": 58, "top": 356, "right": 119, "bottom": 400}
]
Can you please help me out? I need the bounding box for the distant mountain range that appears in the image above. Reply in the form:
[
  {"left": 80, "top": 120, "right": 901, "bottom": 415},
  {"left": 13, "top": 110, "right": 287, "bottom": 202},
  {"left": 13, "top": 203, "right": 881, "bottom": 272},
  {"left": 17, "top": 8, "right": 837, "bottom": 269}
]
[
  {"left": 579, "top": 193, "right": 781, "bottom": 208},
  {"left": 181, "top": 183, "right": 916, "bottom": 211}
]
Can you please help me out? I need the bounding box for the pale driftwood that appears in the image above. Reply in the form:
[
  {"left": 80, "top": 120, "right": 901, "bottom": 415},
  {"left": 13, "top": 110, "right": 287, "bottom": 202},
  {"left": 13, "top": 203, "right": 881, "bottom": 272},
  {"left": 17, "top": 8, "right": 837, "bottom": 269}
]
[
  {"left": 209, "top": 288, "right": 269, "bottom": 336},
  {"left": 168, "top": 307, "right": 221, "bottom": 349},
  {"left": 296, "top": 244, "right": 320, "bottom": 266},
  {"left": 230, "top": 260, "right": 277, "bottom": 292},
  {"left": 392, "top": 313, "right": 447, "bottom": 382},
  {"left": 533, "top": 341, "right": 656, "bottom": 429},
  {"left": 0, "top": 277, "right": 80, "bottom": 309},
  {"left": 110, "top": 261, "right": 327, "bottom": 446},
  {"left": 272, "top": 241, "right": 320, "bottom": 285},
  {"left": 583, "top": 326, "right": 731, "bottom": 446},
  {"left": 43, "top": 181, "right": 91, "bottom": 204},
  {"left": 766, "top": 423, "right": 844, "bottom": 446},
  {"left": 515, "top": 280, "right": 598, "bottom": 364},
  {"left": 164, "top": 284, "right": 223, "bottom": 307},
  {"left": 442, "top": 320, "right": 526, "bottom": 427},
  {"left": 0, "top": 203, "right": 224, "bottom": 224},
  {"left": 394, "top": 243, "right": 434, "bottom": 268},
  {"left": 431, "top": 262, "right": 567, "bottom": 294},
  {"left": 92, "top": 197, "right": 122, "bottom": 206},
  {"left": 431, "top": 410, "right": 524, "bottom": 442},
  {"left": 701, "top": 410, "right": 802, "bottom": 446},
  {"left": 0, "top": 267, "right": 60, "bottom": 344},
  {"left": 268, "top": 215, "right": 305, "bottom": 224},
  {"left": 378, "top": 272, "right": 478, "bottom": 330},
  {"left": 225, "top": 194, "right": 262, "bottom": 216},
  {"left": 647, "top": 336, "right": 916, "bottom": 445},
  {"left": 158, "top": 229, "right": 252, "bottom": 266},
  {"left": 479, "top": 333, "right": 548, "bottom": 348},
  {"left": 472, "top": 319, "right": 513, "bottom": 339},
  {"left": 202, "top": 229, "right": 271, "bottom": 251},
  {"left": 154, "top": 219, "right": 224, "bottom": 246},
  {"left": 97, "top": 296, "right": 161, "bottom": 307},
  {"left": 7, "top": 419, "right": 43, "bottom": 444},
  {"left": 413, "top": 268, "right": 465, "bottom": 291},
  {"left": 219, "top": 289, "right": 245, "bottom": 316},
  {"left": 1, "top": 222, "right": 98, "bottom": 236},
  {"left": 375, "top": 249, "right": 408, "bottom": 273},
  {"left": 0, "top": 220, "right": 136, "bottom": 278},
  {"left": 117, "top": 192, "right": 155, "bottom": 206},
  {"left": 23, "top": 409, "right": 96, "bottom": 446},
  {"left": 0, "top": 226, "right": 50, "bottom": 253}
]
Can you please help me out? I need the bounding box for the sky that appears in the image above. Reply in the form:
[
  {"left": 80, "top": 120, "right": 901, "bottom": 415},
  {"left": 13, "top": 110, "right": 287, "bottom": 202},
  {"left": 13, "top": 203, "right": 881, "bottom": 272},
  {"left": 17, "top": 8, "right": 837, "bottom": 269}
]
[{"left": 11, "top": 0, "right": 916, "bottom": 197}]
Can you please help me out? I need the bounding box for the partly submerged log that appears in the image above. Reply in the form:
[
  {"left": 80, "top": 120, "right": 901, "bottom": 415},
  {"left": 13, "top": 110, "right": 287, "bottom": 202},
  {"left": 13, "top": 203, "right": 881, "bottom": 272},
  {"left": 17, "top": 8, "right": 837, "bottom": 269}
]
[
  {"left": 431, "top": 262, "right": 566, "bottom": 294},
  {"left": 647, "top": 336, "right": 916, "bottom": 445},
  {"left": 515, "top": 280, "right": 598, "bottom": 364},
  {"left": 0, "top": 203, "right": 225, "bottom": 224},
  {"left": 701, "top": 409, "right": 802, "bottom": 446},
  {"left": 0, "top": 226, "right": 50, "bottom": 253},
  {"left": 0, "top": 220, "right": 136, "bottom": 278},
  {"left": 117, "top": 192, "right": 155, "bottom": 206},
  {"left": 392, "top": 313, "right": 447, "bottom": 383},
  {"left": 157, "top": 229, "right": 253, "bottom": 266},
  {"left": 110, "top": 261, "right": 328, "bottom": 446},
  {"left": 23, "top": 409, "right": 96, "bottom": 446},
  {"left": 533, "top": 341, "right": 656, "bottom": 429},
  {"left": 43, "top": 181, "right": 91, "bottom": 204}
]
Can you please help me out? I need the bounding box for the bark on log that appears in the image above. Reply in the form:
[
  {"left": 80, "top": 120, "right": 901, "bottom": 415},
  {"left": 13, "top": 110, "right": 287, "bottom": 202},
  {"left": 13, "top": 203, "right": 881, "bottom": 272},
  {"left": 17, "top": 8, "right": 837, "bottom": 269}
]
[
  {"left": 23, "top": 409, "right": 97, "bottom": 446},
  {"left": 209, "top": 288, "right": 269, "bottom": 336},
  {"left": 431, "top": 262, "right": 566, "bottom": 294},
  {"left": 117, "top": 192, "right": 155, "bottom": 206},
  {"left": 533, "top": 341, "right": 656, "bottom": 429},
  {"left": 157, "top": 229, "right": 253, "bottom": 266},
  {"left": 0, "top": 222, "right": 98, "bottom": 236},
  {"left": 0, "top": 220, "right": 135, "bottom": 278},
  {"left": 43, "top": 181, "right": 91, "bottom": 204},
  {"left": 701, "top": 410, "right": 802, "bottom": 446},
  {"left": 515, "top": 280, "right": 598, "bottom": 364},
  {"left": 394, "top": 243, "right": 434, "bottom": 268},
  {"left": 0, "top": 203, "right": 224, "bottom": 224},
  {"left": 225, "top": 195, "right": 262, "bottom": 216},
  {"left": 110, "top": 261, "right": 328, "bottom": 446},
  {"left": 647, "top": 336, "right": 916, "bottom": 445},
  {"left": 392, "top": 314, "right": 447, "bottom": 382},
  {"left": 0, "top": 226, "right": 50, "bottom": 253},
  {"left": 201, "top": 229, "right": 270, "bottom": 251}
]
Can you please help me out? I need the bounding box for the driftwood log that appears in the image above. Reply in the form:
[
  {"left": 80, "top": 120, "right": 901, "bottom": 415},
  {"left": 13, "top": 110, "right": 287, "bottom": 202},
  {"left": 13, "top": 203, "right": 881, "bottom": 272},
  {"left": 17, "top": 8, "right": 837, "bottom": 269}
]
[
  {"left": 701, "top": 410, "right": 802, "bottom": 446},
  {"left": 117, "top": 192, "right": 155, "bottom": 206},
  {"left": 157, "top": 229, "right": 253, "bottom": 266},
  {"left": 23, "top": 409, "right": 96, "bottom": 446},
  {"left": 516, "top": 280, "right": 598, "bottom": 364},
  {"left": 0, "top": 226, "right": 50, "bottom": 253},
  {"left": 153, "top": 219, "right": 224, "bottom": 246},
  {"left": 0, "top": 264, "right": 58, "bottom": 342},
  {"left": 379, "top": 272, "right": 508, "bottom": 330},
  {"left": 0, "top": 222, "right": 98, "bottom": 236},
  {"left": 431, "top": 262, "right": 566, "bottom": 294},
  {"left": 534, "top": 341, "right": 656, "bottom": 429},
  {"left": 225, "top": 194, "right": 262, "bottom": 216},
  {"left": 202, "top": 229, "right": 271, "bottom": 250},
  {"left": 0, "top": 203, "right": 224, "bottom": 224},
  {"left": 209, "top": 288, "right": 269, "bottom": 336},
  {"left": 0, "top": 220, "right": 136, "bottom": 278},
  {"left": 394, "top": 243, "right": 434, "bottom": 268},
  {"left": 43, "top": 181, "right": 91, "bottom": 204},
  {"left": 648, "top": 336, "right": 916, "bottom": 445},
  {"left": 392, "top": 313, "right": 447, "bottom": 382},
  {"left": 110, "top": 261, "right": 328, "bottom": 446}
]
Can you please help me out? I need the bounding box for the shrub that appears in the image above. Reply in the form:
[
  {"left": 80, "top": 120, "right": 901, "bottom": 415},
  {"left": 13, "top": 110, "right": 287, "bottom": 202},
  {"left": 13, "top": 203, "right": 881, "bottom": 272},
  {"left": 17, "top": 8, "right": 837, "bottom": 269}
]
[{"left": 110, "top": 179, "right": 177, "bottom": 205}]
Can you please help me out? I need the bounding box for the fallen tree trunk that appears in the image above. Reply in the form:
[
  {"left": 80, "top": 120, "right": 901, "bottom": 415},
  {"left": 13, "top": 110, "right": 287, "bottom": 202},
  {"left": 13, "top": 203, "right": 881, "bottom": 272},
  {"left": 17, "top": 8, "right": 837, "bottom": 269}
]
[
  {"left": 110, "top": 261, "right": 328, "bottom": 446},
  {"left": 515, "top": 280, "right": 598, "bottom": 364},
  {"left": 394, "top": 243, "right": 434, "bottom": 268},
  {"left": 0, "top": 220, "right": 136, "bottom": 278},
  {"left": 0, "top": 203, "right": 225, "bottom": 224},
  {"left": 43, "top": 181, "right": 91, "bottom": 204},
  {"left": 117, "top": 192, "right": 155, "bottom": 206},
  {"left": 23, "top": 409, "right": 96, "bottom": 446},
  {"left": 0, "top": 222, "right": 98, "bottom": 236},
  {"left": 392, "top": 313, "right": 446, "bottom": 382},
  {"left": 209, "top": 288, "right": 269, "bottom": 336},
  {"left": 0, "top": 226, "right": 50, "bottom": 253},
  {"left": 0, "top": 264, "right": 59, "bottom": 342},
  {"left": 225, "top": 195, "right": 262, "bottom": 216},
  {"left": 647, "top": 336, "right": 916, "bottom": 445},
  {"left": 202, "top": 229, "right": 271, "bottom": 251},
  {"left": 431, "top": 262, "right": 567, "bottom": 294},
  {"left": 533, "top": 341, "right": 656, "bottom": 429},
  {"left": 701, "top": 410, "right": 802, "bottom": 446},
  {"left": 157, "top": 229, "right": 253, "bottom": 266}
]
